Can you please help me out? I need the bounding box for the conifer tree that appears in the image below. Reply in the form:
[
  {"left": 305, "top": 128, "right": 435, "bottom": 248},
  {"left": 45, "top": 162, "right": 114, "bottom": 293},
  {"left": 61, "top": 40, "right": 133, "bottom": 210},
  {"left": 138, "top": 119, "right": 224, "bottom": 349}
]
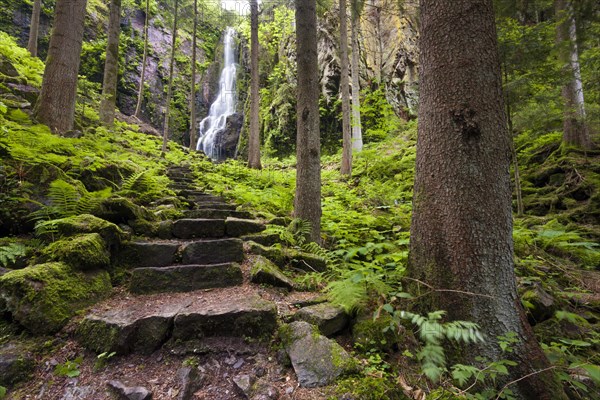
[
  {"left": 99, "top": 0, "right": 122, "bottom": 127},
  {"left": 27, "top": 0, "right": 41, "bottom": 57}
]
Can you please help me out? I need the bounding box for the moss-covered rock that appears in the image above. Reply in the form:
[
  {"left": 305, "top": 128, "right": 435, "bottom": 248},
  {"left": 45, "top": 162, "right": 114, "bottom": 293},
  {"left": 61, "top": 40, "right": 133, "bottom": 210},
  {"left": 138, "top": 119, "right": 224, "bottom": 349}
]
[
  {"left": 250, "top": 255, "right": 295, "bottom": 290},
  {"left": 246, "top": 242, "right": 287, "bottom": 267},
  {"left": 95, "top": 197, "right": 153, "bottom": 224},
  {"left": 352, "top": 314, "right": 401, "bottom": 354},
  {"left": 0, "top": 342, "right": 35, "bottom": 387},
  {"left": 44, "top": 214, "right": 124, "bottom": 247},
  {"left": 0, "top": 262, "right": 112, "bottom": 334},
  {"left": 41, "top": 233, "right": 110, "bottom": 270}
]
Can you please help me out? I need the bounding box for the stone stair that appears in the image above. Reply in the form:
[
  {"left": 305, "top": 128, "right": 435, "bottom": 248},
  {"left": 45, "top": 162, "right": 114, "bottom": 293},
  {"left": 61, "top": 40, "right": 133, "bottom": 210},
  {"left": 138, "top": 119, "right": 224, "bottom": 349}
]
[{"left": 77, "top": 165, "right": 278, "bottom": 355}]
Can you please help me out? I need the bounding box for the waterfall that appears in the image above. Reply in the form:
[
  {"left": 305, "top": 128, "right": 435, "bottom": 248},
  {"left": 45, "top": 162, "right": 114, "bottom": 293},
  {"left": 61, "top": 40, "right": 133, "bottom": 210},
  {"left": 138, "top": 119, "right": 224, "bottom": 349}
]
[{"left": 196, "top": 27, "right": 238, "bottom": 160}]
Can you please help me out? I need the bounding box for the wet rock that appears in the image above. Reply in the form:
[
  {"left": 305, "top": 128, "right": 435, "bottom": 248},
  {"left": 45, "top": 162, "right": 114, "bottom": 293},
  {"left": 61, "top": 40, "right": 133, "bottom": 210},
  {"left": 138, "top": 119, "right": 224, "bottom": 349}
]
[
  {"left": 0, "top": 342, "right": 35, "bottom": 386},
  {"left": 250, "top": 255, "right": 295, "bottom": 290},
  {"left": 211, "top": 113, "right": 243, "bottom": 161},
  {"left": 225, "top": 217, "right": 265, "bottom": 237},
  {"left": 176, "top": 366, "right": 205, "bottom": 400},
  {"left": 107, "top": 380, "right": 152, "bottom": 400},
  {"left": 294, "top": 303, "right": 348, "bottom": 336},
  {"left": 281, "top": 321, "right": 355, "bottom": 387}
]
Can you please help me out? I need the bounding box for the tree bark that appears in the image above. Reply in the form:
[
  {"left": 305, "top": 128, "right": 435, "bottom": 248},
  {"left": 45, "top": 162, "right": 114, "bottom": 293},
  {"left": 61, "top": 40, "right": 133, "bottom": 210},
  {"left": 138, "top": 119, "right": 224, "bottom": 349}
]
[
  {"left": 247, "top": 0, "right": 262, "bottom": 169},
  {"left": 350, "top": 0, "right": 363, "bottom": 152},
  {"left": 409, "top": 1, "right": 566, "bottom": 398},
  {"left": 294, "top": 0, "right": 321, "bottom": 242},
  {"left": 161, "top": 0, "right": 179, "bottom": 155},
  {"left": 27, "top": 0, "right": 41, "bottom": 57},
  {"left": 134, "top": 0, "right": 150, "bottom": 118},
  {"left": 555, "top": 0, "right": 591, "bottom": 150},
  {"left": 189, "top": 0, "right": 198, "bottom": 150},
  {"left": 340, "top": 0, "right": 352, "bottom": 175},
  {"left": 99, "top": 0, "right": 122, "bottom": 127},
  {"left": 35, "top": 0, "right": 88, "bottom": 134}
]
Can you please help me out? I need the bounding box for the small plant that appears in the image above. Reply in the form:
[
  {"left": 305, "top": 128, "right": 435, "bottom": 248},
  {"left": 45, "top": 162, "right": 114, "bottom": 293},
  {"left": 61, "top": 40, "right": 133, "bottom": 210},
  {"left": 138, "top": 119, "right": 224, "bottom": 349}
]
[
  {"left": 0, "top": 385, "right": 6, "bottom": 399},
  {"left": 382, "top": 308, "right": 484, "bottom": 382},
  {"left": 94, "top": 351, "right": 116, "bottom": 371},
  {"left": 54, "top": 356, "right": 83, "bottom": 378},
  {"left": 0, "top": 242, "right": 27, "bottom": 268}
]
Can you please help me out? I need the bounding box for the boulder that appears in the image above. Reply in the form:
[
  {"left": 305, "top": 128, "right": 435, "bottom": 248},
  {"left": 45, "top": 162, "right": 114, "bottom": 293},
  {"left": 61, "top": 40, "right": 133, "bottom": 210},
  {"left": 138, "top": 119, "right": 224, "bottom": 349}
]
[
  {"left": 0, "top": 262, "right": 112, "bottom": 334},
  {"left": 241, "top": 232, "right": 281, "bottom": 247},
  {"left": 107, "top": 380, "right": 152, "bottom": 400},
  {"left": 41, "top": 214, "right": 124, "bottom": 247},
  {"left": 176, "top": 366, "right": 206, "bottom": 400},
  {"left": 286, "top": 249, "right": 327, "bottom": 272},
  {"left": 246, "top": 242, "right": 286, "bottom": 267},
  {"left": 0, "top": 342, "right": 35, "bottom": 386},
  {"left": 281, "top": 321, "right": 355, "bottom": 387},
  {"left": 250, "top": 256, "right": 294, "bottom": 290},
  {"left": 294, "top": 303, "right": 348, "bottom": 336},
  {"left": 41, "top": 233, "right": 110, "bottom": 270},
  {"left": 95, "top": 197, "right": 151, "bottom": 224}
]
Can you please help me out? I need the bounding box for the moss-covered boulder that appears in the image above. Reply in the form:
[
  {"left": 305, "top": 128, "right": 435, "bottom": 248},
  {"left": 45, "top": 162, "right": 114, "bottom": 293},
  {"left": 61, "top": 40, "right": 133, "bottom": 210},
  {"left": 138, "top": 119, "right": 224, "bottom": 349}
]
[
  {"left": 246, "top": 242, "right": 287, "bottom": 267},
  {"left": 41, "top": 233, "right": 110, "bottom": 270},
  {"left": 250, "top": 255, "right": 295, "bottom": 290},
  {"left": 286, "top": 249, "right": 327, "bottom": 272},
  {"left": 0, "top": 342, "right": 35, "bottom": 387},
  {"left": 43, "top": 214, "right": 124, "bottom": 247},
  {"left": 0, "top": 262, "right": 112, "bottom": 334},
  {"left": 95, "top": 197, "right": 153, "bottom": 224}
]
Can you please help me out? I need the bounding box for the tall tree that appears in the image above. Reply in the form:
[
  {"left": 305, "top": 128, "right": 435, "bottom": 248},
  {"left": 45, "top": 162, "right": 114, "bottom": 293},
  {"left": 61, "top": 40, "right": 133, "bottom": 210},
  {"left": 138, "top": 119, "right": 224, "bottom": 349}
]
[
  {"left": 27, "top": 0, "right": 42, "bottom": 57},
  {"left": 247, "top": 0, "right": 262, "bottom": 168},
  {"left": 294, "top": 0, "right": 321, "bottom": 242},
  {"left": 555, "top": 0, "right": 592, "bottom": 149},
  {"left": 339, "top": 0, "right": 352, "bottom": 175},
  {"left": 350, "top": 0, "right": 363, "bottom": 152},
  {"left": 35, "top": 0, "right": 88, "bottom": 133},
  {"left": 134, "top": 0, "right": 150, "bottom": 118},
  {"left": 188, "top": 0, "right": 198, "bottom": 150},
  {"left": 99, "top": 0, "right": 122, "bottom": 127},
  {"left": 162, "top": 0, "right": 179, "bottom": 155},
  {"left": 409, "top": 0, "right": 567, "bottom": 398}
]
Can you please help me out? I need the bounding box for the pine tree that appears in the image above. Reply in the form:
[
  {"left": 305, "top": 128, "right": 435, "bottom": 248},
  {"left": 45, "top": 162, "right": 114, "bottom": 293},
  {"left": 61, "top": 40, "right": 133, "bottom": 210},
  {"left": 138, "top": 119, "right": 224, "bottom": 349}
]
[
  {"left": 99, "top": 0, "right": 122, "bottom": 127},
  {"left": 409, "top": 0, "right": 567, "bottom": 398}
]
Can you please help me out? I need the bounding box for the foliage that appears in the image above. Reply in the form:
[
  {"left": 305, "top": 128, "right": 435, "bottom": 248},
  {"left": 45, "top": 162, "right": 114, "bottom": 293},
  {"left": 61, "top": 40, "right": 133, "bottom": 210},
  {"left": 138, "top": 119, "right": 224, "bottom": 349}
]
[
  {"left": 0, "top": 242, "right": 28, "bottom": 268},
  {"left": 54, "top": 356, "right": 83, "bottom": 378},
  {"left": 94, "top": 351, "right": 116, "bottom": 371},
  {"left": 381, "top": 309, "right": 484, "bottom": 382}
]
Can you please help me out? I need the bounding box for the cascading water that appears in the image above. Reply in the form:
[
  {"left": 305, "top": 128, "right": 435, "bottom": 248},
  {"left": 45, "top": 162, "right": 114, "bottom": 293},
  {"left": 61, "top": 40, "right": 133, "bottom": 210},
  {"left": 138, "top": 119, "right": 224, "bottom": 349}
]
[{"left": 196, "top": 27, "right": 238, "bottom": 160}]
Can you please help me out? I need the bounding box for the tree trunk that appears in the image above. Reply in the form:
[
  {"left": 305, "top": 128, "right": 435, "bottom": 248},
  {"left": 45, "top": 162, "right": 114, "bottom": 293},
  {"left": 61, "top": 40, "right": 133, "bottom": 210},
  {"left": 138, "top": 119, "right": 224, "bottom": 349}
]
[
  {"left": 134, "top": 0, "right": 150, "bottom": 118},
  {"left": 189, "top": 0, "right": 198, "bottom": 150},
  {"left": 27, "top": 0, "right": 41, "bottom": 57},
  {"left": 247, "top": 0, "right": 262, "bottom": 169},
  {"left": 294, "top": 0, "right": 321, "bottom": 243},
  {"left": 35, "top": 0, "right": 88, "bottom": 134},
  {"left": 161, "top": 0, "right": 179, "bottom": 155},
  {"left": 409, "top": 1, "right": 566, "bottom": 398},
  {"left": 350, "top": 0, "right": 363, "bottom": 152},
  {"left": 340, "top": 0, "right": 352, "bottom": 175},
  {"left": 99, "top": 0, "right": 122, "bottom": 127},
  {"left": 555, "top": 0, "right": 591, "bottom": 150}
]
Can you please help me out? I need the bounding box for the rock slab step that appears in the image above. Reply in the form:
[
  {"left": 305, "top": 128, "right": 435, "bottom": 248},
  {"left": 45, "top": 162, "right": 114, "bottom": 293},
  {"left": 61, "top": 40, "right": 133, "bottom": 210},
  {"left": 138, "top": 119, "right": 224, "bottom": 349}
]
[
  {"left": 129, "top": 263, "right": 243, "bottom": 294},
  {"left": 118, "top": 241, "right": 179, "bottom": 268},
  {"left": 181, "top": 238, "right": 244, "bottom": 265},
  {"left": 172, "top": 219, "right": 225, "bottom": 239}
]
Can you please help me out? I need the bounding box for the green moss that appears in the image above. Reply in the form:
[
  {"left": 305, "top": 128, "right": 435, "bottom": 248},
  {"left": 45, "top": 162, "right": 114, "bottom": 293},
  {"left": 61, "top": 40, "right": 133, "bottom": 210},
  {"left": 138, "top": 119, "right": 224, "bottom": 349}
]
[
  {"left": 42, "top": 233, "right": 110, "bottom": 270},
  {"left": 50, "top": 214, "right": 124, "bottom": 246},
  {"left": 352, "top": 314, "right": 400, "bottom": 354},
  {"left": 335, "top": 375, "right": 408, "bottom": 400},
  {"left": 0, "top": 262, "right": 112, "bottom": 334}
]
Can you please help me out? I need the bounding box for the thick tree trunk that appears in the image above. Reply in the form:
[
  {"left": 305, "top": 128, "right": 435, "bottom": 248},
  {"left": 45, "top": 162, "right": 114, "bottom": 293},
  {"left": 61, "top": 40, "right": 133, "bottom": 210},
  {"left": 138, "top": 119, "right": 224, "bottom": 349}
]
[
  {"left": 409, "top": 1, "right": 566, "bottom": 399},
  {"left": 247, "top": 0, "right": 261, "bottom": 169},
  {"left": 189, "top": 0, "right": 198, "bottom": 150},
  {"left": 555, "top": 0, "right": 591, "bottom": 149},
  {"left": 35, "top": 0, "right": 87, "bottom": 134},
  {"left": 99, "top": 0, "right": 122, "bottom": 127},
  {"left": 294, "top": 0, "right": 321, "bottom": 243},
  {"left": 134, "top": 0, "right": 150, "bottom": 118},
  {"left": 340, "top": 0, "right": 352, "bottom": 175},
  {"left": 27, "top": 0, "right": 41, "bottom": 57},
  {"left": 350, "top": 1, "right": 363, "bottom": 152},
  {"left": 161, "top": 0, "right": 178, "bottom": 155}
]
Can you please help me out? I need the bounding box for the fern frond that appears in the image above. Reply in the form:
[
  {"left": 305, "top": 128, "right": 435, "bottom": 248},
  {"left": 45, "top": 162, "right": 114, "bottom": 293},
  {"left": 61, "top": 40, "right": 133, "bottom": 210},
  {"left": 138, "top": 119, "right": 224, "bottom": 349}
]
[
  {"left": 76, "top": 187, "right": 112, "bottom": 215},
  {"left": 47, "top": 179, "right": 80, "bottom": 217},
  {"left": 120, "top": 170, "right": 154, "bottom": 193},
  {"left": 325, "top": 278, "right": 368, "bottom": 312},
  {"left": 0, "top": 243, "right": 27, "bottom": 267}
]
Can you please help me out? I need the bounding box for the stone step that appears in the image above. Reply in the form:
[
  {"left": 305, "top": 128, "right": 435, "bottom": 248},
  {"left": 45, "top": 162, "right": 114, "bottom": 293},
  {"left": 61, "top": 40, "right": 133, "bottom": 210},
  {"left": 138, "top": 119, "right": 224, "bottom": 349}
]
[
  {"left": 225, "top": 217, "right": 265, "bottom": 237},
  {"left": 77, "top": 288, "right": 278, "bottom": 355},
  {"left": 194, "top": 202, "right": 237, "bottom": 211},
  {"left": 172, "top": 218, "right": 225, "bottom": 239},
  {"left": 183, "top": 209, "right": 252, "bottom": 220},
  {"left": 182, "top": 192, "right": 225, "bottom": 202},
  {"left": 129, "top": 263, "right": 243, "bottom": 294},
  {"left": 117, "top": 241, "right": 179, "bottom": 268},
  {"left": 182, "top": 238, "right": 244, "bottom": 264}
]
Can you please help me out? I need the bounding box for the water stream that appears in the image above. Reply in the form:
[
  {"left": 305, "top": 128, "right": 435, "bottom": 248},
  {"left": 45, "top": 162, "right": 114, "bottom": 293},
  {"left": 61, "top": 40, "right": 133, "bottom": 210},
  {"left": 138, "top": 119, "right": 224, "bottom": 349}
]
[{"left": 196, "top": 27, "right": 238, "bottom": 160}]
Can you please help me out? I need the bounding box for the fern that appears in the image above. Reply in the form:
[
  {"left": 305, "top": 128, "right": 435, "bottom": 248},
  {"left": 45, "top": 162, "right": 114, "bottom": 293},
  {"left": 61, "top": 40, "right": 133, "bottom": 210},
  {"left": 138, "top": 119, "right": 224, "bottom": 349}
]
[
  {"left": 0, "top": 243, "right": 27, "bottom": 267},
  {"left": 120, "top": 170, "right": 154, "bottom": 193},
  {"left": 265, "top": 218, "right": 313, "bottom": 247}
]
